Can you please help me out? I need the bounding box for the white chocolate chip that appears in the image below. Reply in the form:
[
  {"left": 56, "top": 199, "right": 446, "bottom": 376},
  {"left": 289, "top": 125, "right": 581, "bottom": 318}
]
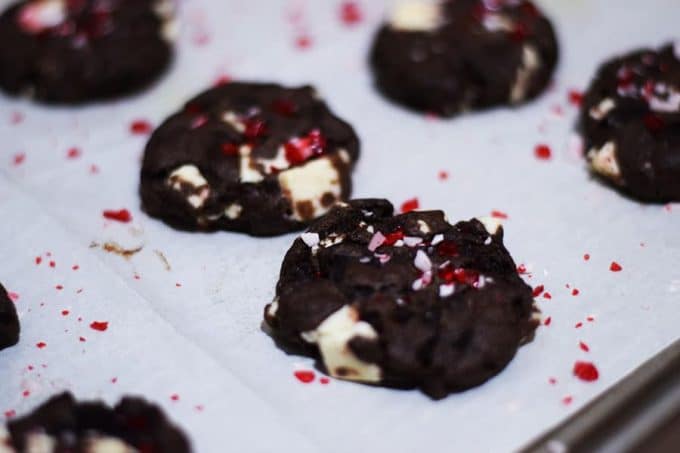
[
  {"left": 25, "top": 433, "right": 56, "bottom": 453},
  {"left": 222, "top": 111, "right": 246, "bottom": 133},
  {"left": 589, "top": 98, "right": 616, "bottom": 120},
  {"left": 301, "top": 305, "right": 381, "bottom": 383},
  {"left": 278, "top": 157, "right": 342, "bottom": 222},
  {"left": 587, "top": 141, "right": 622, "bottom": 180},
  {"left": 338, "top": 149, "right": 351, "bottom": 164},
  {"left": 238, "top": 145, "right": 264, "bottom": 183},
  {"left": 390, "top": 1, "right": 441, "bottom": 31},
  {"left": 511, "top": 45, "right": 540, "bottom": 103},
  {"left": 431, "top": 234, "right": 444, "bottom": 245},
  {"left": 224, "top": 203, "right": 243, "bottom": 219},
  {"left": 404, "top": 236, "right": 424, "bottom": 247},
  {"left": 86, "top": 437, "right": 136, "bottom": 453},
  {"left": 417, "top": 219, "right": 431, "bottom": 234},
  {"left": 482, "top": 13, "right": 515, "bottom": 32},
  {"left": 154, "top": 0, "right": 177, "bottom": 42},
  {"left": 267, "top": 299, "right": 279, "bottom": 318},
  {"left": 18, "top": 0, "right": 66, "bottom": 34},
  {"left": 167, "top": 165, "right": 210, "bottom": 208},
  {"left": 301, "top": 232, "right": 320, "bottom": 248},
  {"left": 476, "top": 216, "right": 502, "bottom": 235},
  {"left": 649, "top": 90, "right": 680, "bottom": 113},
  {"left": 0, "top": 427, "right": 14, "bottom": 453}
]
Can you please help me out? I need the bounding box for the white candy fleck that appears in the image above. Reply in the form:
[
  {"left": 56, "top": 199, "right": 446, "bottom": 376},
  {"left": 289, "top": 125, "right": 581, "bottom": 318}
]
[
  {"left": 301, "top": 305, "right": 381, "bottom": 382},
  {"left": 366, "top": 225, "right": 375, "bottom": 234},
  {"left": 224, "top": 203, "right": 243, "bottom": 219},
  {"left": 439, "top": 284, "right": 455, "bottom": 298},
  {"left": 390, "top": 0, "right": 441, "bottom": 31},
  {"left": 649, "top": 90, "right": 680, "bottom": 113},
  {"left": 404, "top": 236, "right": 424, "bottom": 247},
  {"left": 431, "top": 234, "right": 444, "bottom": 245},
  {"left": 588, "top": 141, "right": 622, "bottom": 180},
  {"left": 414, "top": 250, "right": 432, "bottom": 272},
  {"left": 484, "top": 236, "right": 492, "bottom": 245},
  {"left": 589, "top": 98, "right": 616, "bottom": 120},
  {"left": 301, "top": 232, "right": 320, "bottom": 248},
  {"left": 368, "top": 231, "right": 386, "bottom": 252},
  {"left": 412, "top": 271, "right": 433, "bottom": 291}
]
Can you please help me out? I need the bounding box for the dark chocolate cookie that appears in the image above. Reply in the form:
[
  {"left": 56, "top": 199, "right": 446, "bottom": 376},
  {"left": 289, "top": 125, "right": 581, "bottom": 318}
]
[
  {"left": 0, "top": 0, "right": 175, "bottom": 104},
  {"left": 140, "top": 82, "right": 360, "bottom": 236},
  {"left": 264, "top": 199, "right": 539, "bottom": 399},
  {"left": 0, "top": 283, "right": 19, "bottom": 351},
  {"left": 579, "top": 43, "right": 680, "bottom": 202},
  {"left": 369, "top": 0, "right": 558, "bottom": 117},
  {"left": 5, "top": 392, "right": 191, "bottom": 452}
]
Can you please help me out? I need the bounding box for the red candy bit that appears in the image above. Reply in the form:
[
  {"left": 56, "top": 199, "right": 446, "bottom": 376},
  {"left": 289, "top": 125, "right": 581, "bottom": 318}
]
[
  {"left": 573, "top": 361, "right": 599, "bottom": 382},
  {"left": 438, "top": 170, "right": 449, "bottom": 181},
  {"left": 532, "top": 285, "right": 544, "bottom": 297},
  {"left": 295, "top": 34, "right": 313, "bottom": 50},
  {"left": 617, "top": 67, "right": 635, "bottom": 88},
  {"left": 191, "top": 115, "right": 209, "bottom": 129},
  {"left": 271, "top": 99, "right": 298, "bottom": 117},
  {"left": 67, "top": 147, "right": 81, "bottom": 159},
  {"left": 170, "top": 394, "right": 180, "bottom": 402},
  {"left": 583, "top": 253, "right": 590, "bottom": 261},
  {"left": 213, "top": 74, "right": 232, "bottom": 87},
  {"left": 575, "top": 322, "right": 583, "bottom": 329},
  {"left": 13, "top": 152, "right": 26, "bottom": 166},
  {"left": 610, "top": 261, "right": 623, "bottom": 272},
  {"left": 319, "top": 377, "right": 330, "bottom": 385},
  {"left": 340, "top": 1, "right": 362, "bottom": 26},
  {"left": 517, "top": 264, "right": 527, "bottom": 274},
  {"left": 36, "top": 342, "right": 46, "bottom": 349},
  {"left": 243, "top": 117, "right": 268, "bottom": 140},
  {"left": 220, "top": 142, "right": 240, "bottom": 156},
  {"left": 61, "top": 310, "right": 69, "bottom": 316},
  {"left": 579, "top": 341, "right": 590, "bottom": 352},
  {"left": 130, "top": 120, "right": 152, "bottom": 135},
  {"left": 284, "top": 129, "right": 326, "bottom": 164},
  {"left": 643, "top": 113, "right": 665, "bottom": 133},
  {"left": 543, "top": 292, "right": 552, "bottom": 299},
  {"left": 79, "top": 336, "right": 86, "bottom": 342},
  {"left": 35, "top": 256, "right": 42, "bottom": 265},
  {"left": 453, "top": 268, "right": 479, "bottom": 286},
  {"left": 534, "top": 144, "right": 552, "bottom": 160},
  {"left": 294, "top": 370, "right": 315, "bottom": 383},
  {"left": 572, "top": 288, "right": 580, "bottom": 296},
  {"left": 543, "top": 316, "right": 552, "bottom": 326},
  {"left": 103, "top": 209, "right": 132, "bottom": 223},
  {"left": 491, "top": 210, "right": 508, "bottom": 219},
  {"left": 548, "top": 377, "right": 557, "bottom": 385},
  {"left": 4, "top": 410, "right": 16, "bottom": 419},
  {"left": 568, "top": 90, "right": 584, "bottom": 106},
  {"left": 562, "top": 395, "right": 573, "bottom": 406},
  {"left": 90, "top": 321, "right": 108, "bottom": 332},
  {"left": 400, "top": 198, "right": 420, "bottom": 213},
  {"left": 383, "top": 229, "right": 404, "bottom": 246}
]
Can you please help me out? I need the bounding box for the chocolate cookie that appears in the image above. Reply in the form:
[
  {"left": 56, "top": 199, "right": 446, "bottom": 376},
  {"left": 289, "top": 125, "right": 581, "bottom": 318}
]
[
  {"left": 140, "top": 82, "right": 360, "bottom": 236},
  {"left": 0, "top": 283, "right": 19, "bottom": 352},
  {"left": 579, "top": 43, "right": 680, "bottom": 202},
  {"left": 369, "top": 0, "right": 558, "bottom": 117},
  {"left": 264, "top": 199, "right": 539, "bottom": 399},
  {"left": 0, "top": 0, "right": 175, "bottom": 104},
  {"left": 5, "top": 392, "right": 191, "bottom": 452}
]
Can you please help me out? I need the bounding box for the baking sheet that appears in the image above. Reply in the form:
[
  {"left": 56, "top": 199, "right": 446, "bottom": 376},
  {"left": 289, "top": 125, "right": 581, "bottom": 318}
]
[{"left": 0, "top": 0, "right": 679, "bottom": 452}]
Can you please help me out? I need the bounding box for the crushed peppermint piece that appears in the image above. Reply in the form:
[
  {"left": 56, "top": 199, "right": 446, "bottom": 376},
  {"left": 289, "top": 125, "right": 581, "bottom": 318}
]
[
  {"left": 573, "top": 361, "right": 599, "bottom": 382},
  {"left": 400, "top": 198, "right": 420, "bottom": 213},
  {"left": 414, "top": 250, "right": 432, "bottom": 272},
  {"left": 368, "top": 231, "right": 386, "bottom": 252},
  {"left": 610, "top": 261, "right": 623, "bottom": 272}
]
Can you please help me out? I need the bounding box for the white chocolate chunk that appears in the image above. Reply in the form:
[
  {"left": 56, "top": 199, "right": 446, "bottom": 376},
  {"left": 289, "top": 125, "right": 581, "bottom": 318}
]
[
  {"left": 511, "top": 45, "right": 540, "bottom": 103},
  {"left": 86, "top": 437, "right": 136, "bottom": 453},
  {"left": 0, "top": 427, "right": 14, "bottom": 453},
  {"left": 431, "top": 233, "right": 444, "bottom": 245},
  {"left": 476, "top": 216, "right": 502, "bottom": 235},
  {"left": 589, "top": 98, "right": 616, "bottom": 120},
  {"left": 587, "top": 141, "right": 621, "bottom": 180},
  {"left": 301, "top": 306, "right": 381, "bottom": 382},
  {"left": 301, "top": 232, "right": 320, "bottom": 248},
  {"left": 439, "top": 283, "right": 455, "bottom": 298},
  {"left": 649, "top": 90, "right": 680, "bottom": 113},
  {"left": 278, "top": 157, "right": 342, "bottom": 222},
  {"left": 238, "top": 145, "right": 264, "bottom": 183},
  {"left": 390, "top": 1, "right": 441, "bottom": 31},
  {"left": 224, "top": 203, "right": 242, "bottom": 219},
  {"left": 19, "top": 0, "right": 66, "bottom": 33},
  {"left": 168, "top": 165, "right": 210, "bottom": 208},
  {"left": 154, "top": 0, "right": 177, "bottom": 42},
  {"left": 25, "top": 433, "right": 56, "bottom": 453},
  {"left": 482, "top": 13, "right": 515, "bottom": 32},
  {"left": 417, "top": 220, "right": 431, "bottom": 234},
  {"left": 414, "top": 249, "right": 432, "bottom": 272},
  {"left": 222, "top": 111, "right": 246, "bottom": 133},
  {"left": 267, "top": 299, "right": 279, "bottom": 318}
]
